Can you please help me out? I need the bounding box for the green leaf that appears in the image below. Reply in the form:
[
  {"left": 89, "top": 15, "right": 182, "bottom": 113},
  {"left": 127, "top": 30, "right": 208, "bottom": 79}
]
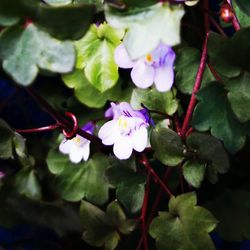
[
  {"left": 175, "top": 47, "right": 215, "bottom": 94},
  {"left": 235, "top": 0, "right": 250, "bottom": 16},
  {"left": 183, "top": 161, "right": 206, "bottom": 188},
  {"left": 35, "top": 3, "right": 95, "bottom": 40},
  {"left": 186, "top": 133, "right": 230, "bottom": 184},
  {"left": 74, "top": 23, "right": 124, "bottom": 92},
  {"left": 80, "top": 200, "right": 136, "bottom": 249},
  {"left": 0, "top": 24, "right": 75, "bottom": 86},
  {"left": 192, "top": 82, "right": 246, "bottom": 153},
  {"left": 54, "top": 153, "right": 110, "bottom": 205},
  {"left": 0, "top": 119, "right": 14, "bottom": 159},
  {"left": 15, "top": 168, "right": 42, "bottom": 201},
  {"left": 208, "top": 28, "right": 250, "bottom": 79},
  {"left": 233, "top": 0, "right": 250, "bottom": 27},
  {"left": 206, "top": 190, "right": 250, "bottom": 241},
  {"left": 130, "top": 88, "right": 178, "bottom": 115},
  {"left": 225, "top": 73, "right": 250, "bottom": 122},
  {"left": 62, "top": 69, "right": 122, "bottom": 108},
  {"left": 150, "top": 127, "right": 185, "bottom": 166},
  {"left": 149, "top": 192, "right": 217, "bottom": 250},
  {"left": 105, "top": 160, "right": 146, "bottom": 214},
  {"left": 105, "top": 3, "right": 184, "bottom": 60}
]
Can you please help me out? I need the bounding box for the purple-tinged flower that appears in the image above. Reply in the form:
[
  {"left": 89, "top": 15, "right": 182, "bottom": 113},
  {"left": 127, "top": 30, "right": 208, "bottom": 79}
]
[
  {"left": 114, "top": 43, "right": 176, "bottom": 92},
  {"left": 99, "top": 102, "right": 150, "bottom": 160},
  {"left": 0, "top": 171, "right": 5, "bottom": 179},
  {"left": 59, "top": 122, "right": 95, "bottom": 164}
]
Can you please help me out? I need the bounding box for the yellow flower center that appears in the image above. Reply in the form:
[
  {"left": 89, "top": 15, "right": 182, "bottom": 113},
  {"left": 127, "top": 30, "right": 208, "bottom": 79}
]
[
  {"left": 118, "top": 117, "right": 128, "bottom": 129},
  {"left": 145, "top": 54, "right": 153, "bottom": 63},
  {"left": 73, "top": 137, "right": 81, "bottom": 145}
]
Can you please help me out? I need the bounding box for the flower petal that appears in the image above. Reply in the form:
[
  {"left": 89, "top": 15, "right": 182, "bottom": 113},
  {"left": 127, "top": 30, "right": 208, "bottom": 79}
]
[
  {"left": 114, "top": 44, "right": 135, "bottom": 69},
  {"left": 154, "top": 64, "right": 174, "bottom": 92},
  {"left": 82, "top": 141, "right": 90, "bottom": 161},
  {"left": 59, "top": 139, "right": 73, "bottom": 154},
  {"left": 132, "top": 126, "right": 148, "bottom": 152},
  {"left": 131, "top": 60, "right": 155, "bottom": 89},
  {"left": 98, "top": 120, "right": 118, "bottom": 145},
  {"left": 69, "top": 145, "right": 84, "bottom": 164},
  {"left": 113, "top": 135, "right": 133, "bottom": 160}
]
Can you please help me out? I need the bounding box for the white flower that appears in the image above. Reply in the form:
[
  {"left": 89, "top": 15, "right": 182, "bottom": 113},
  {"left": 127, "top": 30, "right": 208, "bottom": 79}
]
[
  {"left": 59, "top": 122, "right": 94, "bottom": 164},
  {"left": 98, "top": 102, "right": 150, "bottom": 160}
]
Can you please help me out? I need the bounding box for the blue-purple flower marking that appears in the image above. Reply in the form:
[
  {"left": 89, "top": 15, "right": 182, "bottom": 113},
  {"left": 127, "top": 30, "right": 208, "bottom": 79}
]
[
  {"left": 99, "top": 102, "right": 151, "bottom": 160},
  {"left": 114, "top": 43, "right": 176, "bottom": 92},
  {"left": 59, "top": 122, "right": 95, "bottom": 164}
]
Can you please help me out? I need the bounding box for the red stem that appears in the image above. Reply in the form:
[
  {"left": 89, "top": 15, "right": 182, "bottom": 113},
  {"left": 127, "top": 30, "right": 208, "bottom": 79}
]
[
  {"left": 180, "top": 33, "right": 209, "bottom": 138},
  {"left": 226, "top": 0, "right": 241, "bottom": 31},
  {"left": 209, "top": 16, "right": 227, "bottom": 37},
  {"left": 136, "top": 173, "right": 151, "bottom": 250},
  {"left": 16, "top": 124, "right": 60, "bottom": 133},
  {"left": 141, "top": 154, "right": 173, "bottom": 198}
]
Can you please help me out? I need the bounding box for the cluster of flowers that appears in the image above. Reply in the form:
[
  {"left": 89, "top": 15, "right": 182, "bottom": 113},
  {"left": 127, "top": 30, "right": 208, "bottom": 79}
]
[{"left": 60, "top": 41, "right": 176, "bottom": 162}]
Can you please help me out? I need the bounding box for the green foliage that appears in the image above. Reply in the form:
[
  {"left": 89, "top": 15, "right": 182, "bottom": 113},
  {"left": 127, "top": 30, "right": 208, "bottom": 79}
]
[
  {"left": 105, "top": 158, "right": 146, "bottom": 214},
  {"left": 150, "top": 127, "right": 185, "bottom": 166},
  {"left": 14, "top": 168, "right": 42, "bottom": 200},
  {"left": 47, "top": 149, "right": 110, "bottom": 205},
  {"left": 80, "top": 200, "right": 136, "bottom": 249},
  {"left": 130, "top": 88, "right": 178, "bottom": 115},
  {"left": 0, "top": 24, "right": 75, "bottom": 86},
  {"left": 150, "top": 192, "right": 218, "bottom": 250},
  {"left": 186, "top": 132, "right": 230, "bottom": 184},
  {"left": 175, "top": 47, "right": 215, "bottom": 94},
  {"left": 192, "top": 82, "right": 247, "bottom": 153},
  {"left": 105, "top": 3, "right": 184, "bottom": 59},
  {"left": 206, "top": 190, "right": 250, "bottom": 241},
  {"left": 233, "top": 0, "right": 250, "bottom": 27},
  {"left": 73, "top": 23, "right": 124, "bottom": 92},
  {"left": 235, "top": 0, "right": 250, "bottom": 16}
]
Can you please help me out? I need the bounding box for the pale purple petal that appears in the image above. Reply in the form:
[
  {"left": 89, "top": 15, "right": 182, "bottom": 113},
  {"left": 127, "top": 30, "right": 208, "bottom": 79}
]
[
  {"left": 82, "top": 142, "right": 90, "bottom": 161},
  {"left": 114, "top": 44, "right": 135, "bottom": 69},
  {"left": 59, "top": 139, "right": 73, "bottom": 154},
  {"left": 131, "top": 60, "right": 155, "bottom": 89},
  {"left": 154, "top": 64, "right": 174, "bottom": 92},
  {"left": 82, "top": 121, "right": 95, "bottom": 134},
  {"left": 98, "top": 120, "right": 117, "bottom": 145},
  {"left": 113, "top": 135, "right": 133, "bottom": 160},
  {"left": 164, "top": 48, "right": 176, "bottom": 67},
  {"left": 132, "top": 126, "right": 148, "bottom": 152},
  {"left": 69, "top": 145, "right": 84, "bottom": 164}
]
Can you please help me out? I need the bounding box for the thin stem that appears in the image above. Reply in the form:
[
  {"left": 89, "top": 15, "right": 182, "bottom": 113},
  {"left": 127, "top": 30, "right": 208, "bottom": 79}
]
[
  {"left": 207, "top": 62, "right": 223, "bottom": 82},
  {"left": 140, "top": 154, "right": 173, "bottom": 198},
  {"left": 209, "top": 16, "right": 227, "bottom": 37},
  {"left": 180, "top": 33, "right": 209, "bottom": 138},
  {"left": 136, "top": 173, "right": 151, "bottom": 250},
  {"left": 26, "top": 87, "right": 102, "bottom": 144},
  {"left": 226, "top": 0, "right": 241, "bottom": 31},
  {"left": 15, "top": 124, "right": 60, "bottom": 133}
]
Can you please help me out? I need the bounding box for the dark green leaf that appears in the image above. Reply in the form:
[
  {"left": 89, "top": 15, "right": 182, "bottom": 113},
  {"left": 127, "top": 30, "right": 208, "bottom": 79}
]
[
  {"left": 0, "top": 118, "right": 14, "bottom": 159},
  {"left": 183, "top": 160, "right": 206, "bottom": 188},
  {"left": 175, "top": 47, "right": 215, "bottom": 94},
  {"left": 15, "top": 168, "right": 42, "bottom": 200},
  {"left": 150, "top": 192, "right": 217, "bottom": 250},
  {"left": 186, "top": 132, "right": 230, "bottom": 183},
  {"left": 80, "top": 200, "right": 136, "bottom": 249},
  {"left": 235, "top": 0, "right": 250, "bottom": 16},
  {"left": 105, "top": 160, "right": 146, "bottom": 214},
  {"left": 206, "top": 190, "right": 250, "bottom": 241},
  {"left": 130, "top": 88, "right": 178, "bottom": 115},
  {"left": 54, "top": 153, "right": 110, "bottom": 205},
  {"left": 225, "top": 73, "right": 250, "bottom": 122},
  {"left": 192, "top": 82, "right": 246, "bottom": 153},
  {"left": 233, "top": 0, "right": 250, "bottom": 27},
  {"left": 150, "top": 127, "right": 185, "bottom": 166},
  {"left": 35, "top": 3, "right": 95, "bottom": 40}
]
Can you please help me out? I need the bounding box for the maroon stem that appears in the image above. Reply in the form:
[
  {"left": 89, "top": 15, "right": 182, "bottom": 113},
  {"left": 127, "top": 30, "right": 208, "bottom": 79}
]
[
  {"left": 226, "top": 0, "right": 241, "bottom": 31},
  {"left": 16, "top": 124, "right": 60, "bottom": 133},
  {"left": 180, "top": 33, "right": 209, "bottom": 138},
  {"left": 26, "top": 87, "right": 102, "bottom": 144},
  {"left": 209, "top": 16, "right": 227, "bottom": 37},
  {"left": 141, "top": 154, "right": 173, "bottom": 198},
  {"left": 136, "top": 173, "right": 151, "bottom": 250}
]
